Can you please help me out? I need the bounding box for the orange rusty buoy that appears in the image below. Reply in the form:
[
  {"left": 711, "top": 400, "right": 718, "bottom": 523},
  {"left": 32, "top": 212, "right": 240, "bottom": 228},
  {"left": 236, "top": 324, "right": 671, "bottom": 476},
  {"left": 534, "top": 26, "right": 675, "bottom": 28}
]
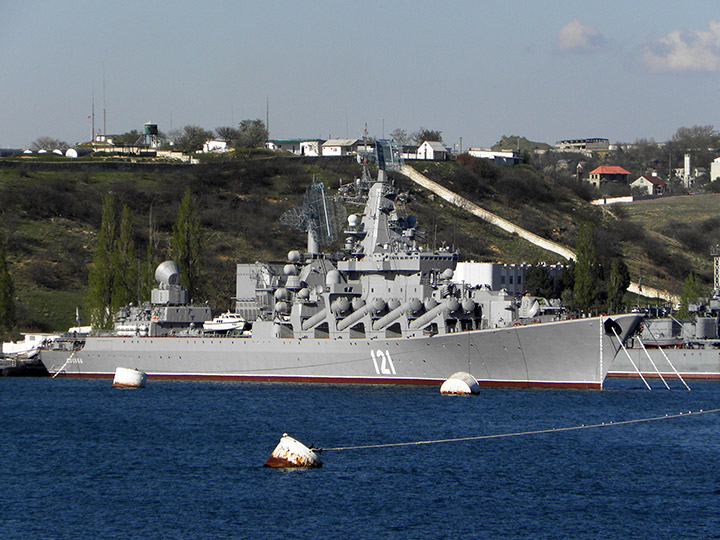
[{"left": 264, "top": 433, "right": 323, "bottom": 468}]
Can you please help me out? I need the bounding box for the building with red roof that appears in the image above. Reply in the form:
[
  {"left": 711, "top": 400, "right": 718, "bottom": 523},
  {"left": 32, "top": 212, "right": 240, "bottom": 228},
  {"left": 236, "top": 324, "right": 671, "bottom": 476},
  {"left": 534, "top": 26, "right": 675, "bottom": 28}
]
[
  {"left": 587, "top": 166, "right": 631, "bottom": 187},
  {"left": 630, "top": 174, "right": 667, "bottom": 195}
]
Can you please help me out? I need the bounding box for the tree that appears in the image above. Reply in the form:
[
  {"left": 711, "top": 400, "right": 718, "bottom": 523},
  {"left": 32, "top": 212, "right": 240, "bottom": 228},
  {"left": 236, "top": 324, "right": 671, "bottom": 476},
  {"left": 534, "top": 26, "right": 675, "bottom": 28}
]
[
  {"left": 412, "top": 128, "right": 443, "bottom": 145},
  {"left": 171, "top": 187, "right": 203, "bottom": 301},
  {"left": 573, "top": 221, "right": 599, "bottom": 313},
  {"left": 175, "top": 125, "right": 213, "bottom": 153},
  {"left": 140, "top": 203, "right": 160, "bottom": 302},
  {"left": 390, "top": 128, "right": 411, "bottom": 145},
  {"left": 671, "top": 125, "right": 718, "bottom": 151},
  {"left": 235, "top": 119, "right": 268, "bottom": 148},
  {"left": 215, "top": 126, "right": 239, "bottom": 142},
  {"left": 87, "top": 193, "right": 117, "bottom": 329},
  {"left": 606, "top": 258, "right": 630, "bottom": 314},
  {"left": 111, "top": 205, "right": 138, "bottom": 310},
  {"left": 30, "top": 136, "right": 69, "bottom": 151},
  {"left": 525, "top": 265, "right": 555, "bottom": 298},
  {"left": 678, "top": 272, "right": 707, "bottom": 318},
  {"left": 0, "top": 224, "right": 16, "bottom": 340},
  {"left": 113, "top": 130, "right": 141, "bottom": 146}
]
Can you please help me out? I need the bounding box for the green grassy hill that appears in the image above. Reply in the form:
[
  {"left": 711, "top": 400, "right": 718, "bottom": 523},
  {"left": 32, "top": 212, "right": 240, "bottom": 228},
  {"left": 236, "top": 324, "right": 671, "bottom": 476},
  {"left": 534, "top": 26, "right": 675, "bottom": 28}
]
[{"left": 0, "top": 155, "right": 714, "bottom": 332}]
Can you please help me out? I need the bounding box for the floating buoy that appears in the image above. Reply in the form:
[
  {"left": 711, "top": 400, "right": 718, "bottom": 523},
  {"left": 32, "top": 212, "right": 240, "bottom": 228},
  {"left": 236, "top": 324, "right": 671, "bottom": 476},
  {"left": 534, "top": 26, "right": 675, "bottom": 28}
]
[
  {"left": 113, "top": 367, "right": 147, "bottom": 388},
  {"left": 440, "top": 372, "right": 480, "bottom": 395},
  {"left": 264, "top": 433, "right": 322, "bottom": 468}
]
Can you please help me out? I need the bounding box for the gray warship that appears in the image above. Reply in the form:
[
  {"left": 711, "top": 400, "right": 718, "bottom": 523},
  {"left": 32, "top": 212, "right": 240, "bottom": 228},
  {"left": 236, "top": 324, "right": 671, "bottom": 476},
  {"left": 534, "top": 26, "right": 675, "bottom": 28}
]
[
  {"left": 609, "top": 246, "right": 720, "bottom": 382},
  {"left": 41, "top": 144, "right": 642, "bottom": 388},
  {"left": 610, "top": 309, "right": 720, "bottom": 381}
]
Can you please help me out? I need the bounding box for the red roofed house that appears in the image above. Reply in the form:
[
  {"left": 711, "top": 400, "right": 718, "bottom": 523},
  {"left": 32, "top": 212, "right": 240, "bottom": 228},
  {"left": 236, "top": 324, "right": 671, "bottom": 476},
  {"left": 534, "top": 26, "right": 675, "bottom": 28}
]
[
  {"left": 586, "top": 166, "right": 631, "bottom": 188},
  {"left": 630, "top": 174, "right": 667, "bottom": 195}
]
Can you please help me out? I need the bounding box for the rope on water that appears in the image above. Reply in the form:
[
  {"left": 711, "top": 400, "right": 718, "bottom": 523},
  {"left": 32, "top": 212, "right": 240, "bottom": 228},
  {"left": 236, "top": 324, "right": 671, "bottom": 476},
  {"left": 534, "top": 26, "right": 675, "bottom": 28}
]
[{"left": 321, "top": 408, "right": 720, "bottom": 452}]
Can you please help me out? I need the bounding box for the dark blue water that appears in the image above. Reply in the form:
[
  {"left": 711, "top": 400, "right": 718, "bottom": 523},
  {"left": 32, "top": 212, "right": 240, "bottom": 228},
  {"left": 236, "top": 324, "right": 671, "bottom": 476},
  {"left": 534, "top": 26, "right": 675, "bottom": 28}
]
[{"left": 2, "top": 377, "right": 720, "bottom": 539}]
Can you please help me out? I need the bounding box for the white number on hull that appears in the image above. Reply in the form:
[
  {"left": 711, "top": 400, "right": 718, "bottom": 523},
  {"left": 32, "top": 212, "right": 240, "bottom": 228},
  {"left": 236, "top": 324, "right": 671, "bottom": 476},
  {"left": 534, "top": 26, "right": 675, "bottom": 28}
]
[{"left": 371, "top": 349, "right": 396, "bottom": 375}]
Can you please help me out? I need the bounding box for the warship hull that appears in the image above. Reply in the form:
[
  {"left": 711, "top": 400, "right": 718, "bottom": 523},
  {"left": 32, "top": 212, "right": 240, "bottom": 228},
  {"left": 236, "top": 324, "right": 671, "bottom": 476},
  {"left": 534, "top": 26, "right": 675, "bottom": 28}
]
[
  {"left": 609, "top": 347, "right": 720, "bottom": 380},
  {"left": 41, "top": 314, "right": 641, "bottom": 388}
]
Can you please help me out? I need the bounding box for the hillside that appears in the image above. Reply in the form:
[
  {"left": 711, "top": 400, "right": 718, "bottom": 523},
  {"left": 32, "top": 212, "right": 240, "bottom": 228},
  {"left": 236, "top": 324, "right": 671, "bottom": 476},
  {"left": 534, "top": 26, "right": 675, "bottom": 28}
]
[{"left": 0, "top": 156, "right": 713, "bottom": 332}]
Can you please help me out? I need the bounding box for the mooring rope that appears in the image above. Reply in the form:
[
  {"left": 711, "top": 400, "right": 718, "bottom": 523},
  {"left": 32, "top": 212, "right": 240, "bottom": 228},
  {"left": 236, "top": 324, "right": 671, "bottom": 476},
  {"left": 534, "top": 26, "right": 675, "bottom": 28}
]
[{"left": 321, "top": 408, "right": 720, "bottom": 452}]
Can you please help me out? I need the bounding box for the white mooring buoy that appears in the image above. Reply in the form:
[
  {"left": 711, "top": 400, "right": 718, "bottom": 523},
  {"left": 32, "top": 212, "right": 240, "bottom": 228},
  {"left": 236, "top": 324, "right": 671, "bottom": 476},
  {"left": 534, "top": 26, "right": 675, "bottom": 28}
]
[
  {"left": 264, "top": 433, "right": 322, "bottom": 468},
  {"left": 440, "top": 372, "right": 480, "bottom": 395},
  {"left": 112, "top": 367, "right": 147, "bottom": 388}
]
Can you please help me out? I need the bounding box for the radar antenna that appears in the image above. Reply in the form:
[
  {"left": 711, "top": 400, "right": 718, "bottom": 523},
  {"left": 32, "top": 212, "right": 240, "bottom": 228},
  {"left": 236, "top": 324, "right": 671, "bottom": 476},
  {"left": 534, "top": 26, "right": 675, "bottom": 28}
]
[{"left": 280, "top": 179, "right": 347, "bottom": 254}]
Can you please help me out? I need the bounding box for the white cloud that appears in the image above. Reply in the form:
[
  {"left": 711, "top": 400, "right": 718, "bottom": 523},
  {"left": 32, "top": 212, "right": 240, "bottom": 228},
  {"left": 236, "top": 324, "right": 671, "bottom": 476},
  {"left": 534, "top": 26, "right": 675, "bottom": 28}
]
[
  {"left": 556, "top": 19, "right": 606, "bottom": 53},
  {"left": 640, "top": 21, "right": 720, "bottom": 73}
]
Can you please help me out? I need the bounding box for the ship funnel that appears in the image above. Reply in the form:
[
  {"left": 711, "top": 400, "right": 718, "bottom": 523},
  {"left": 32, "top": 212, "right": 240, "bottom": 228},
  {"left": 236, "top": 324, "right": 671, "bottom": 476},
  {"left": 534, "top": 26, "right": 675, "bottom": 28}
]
[{"left": 155, "top": 261, "right": 181, "bottom": 286}]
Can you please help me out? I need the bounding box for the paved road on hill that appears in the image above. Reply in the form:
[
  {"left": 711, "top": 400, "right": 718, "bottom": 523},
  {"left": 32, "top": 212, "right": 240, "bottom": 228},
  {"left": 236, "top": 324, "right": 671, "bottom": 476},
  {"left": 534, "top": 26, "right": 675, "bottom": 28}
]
[{"left": 398, "top": 164, "right": 678, "bottom": 304}]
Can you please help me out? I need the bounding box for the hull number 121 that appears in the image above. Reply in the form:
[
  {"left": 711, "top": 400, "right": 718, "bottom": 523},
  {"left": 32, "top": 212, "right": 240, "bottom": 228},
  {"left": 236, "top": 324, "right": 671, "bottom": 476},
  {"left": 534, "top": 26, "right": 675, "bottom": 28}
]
[{"left": 371, "top": 349, "right": 396, "bottom": 375}]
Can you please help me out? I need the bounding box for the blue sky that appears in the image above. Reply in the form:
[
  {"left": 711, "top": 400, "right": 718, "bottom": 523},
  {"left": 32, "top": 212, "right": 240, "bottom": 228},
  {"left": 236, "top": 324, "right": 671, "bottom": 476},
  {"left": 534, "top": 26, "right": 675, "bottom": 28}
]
[{"left": 2, "top": 0, "right": 720, "bottom": 149}]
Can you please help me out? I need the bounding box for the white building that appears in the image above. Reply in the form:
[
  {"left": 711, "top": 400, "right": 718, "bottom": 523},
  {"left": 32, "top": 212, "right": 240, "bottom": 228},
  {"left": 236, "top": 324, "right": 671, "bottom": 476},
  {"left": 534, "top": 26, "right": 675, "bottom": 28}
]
[
  {"left": 467, "top": 148, "right": 523, "bottom": 166},
  {"left": 454, "top": 262, "right": 529, "bottom": 296},
  {"left": 630, "top": 174, "right": 667, "bottom": 195},
  {"left": 415, "top": 141, "right": 450, "bottom": 160},
  {"left": 266, "top": 139, "right": 324, "bottom": 156},
  {"left": 202, "top": 139, "right": 228, "bottom": 153},
  {"left": 711, "top": 156, "right": 720, "bottom": 182},
  {"left": 321, "top": 139, "right": 358, "bottom": 157}
]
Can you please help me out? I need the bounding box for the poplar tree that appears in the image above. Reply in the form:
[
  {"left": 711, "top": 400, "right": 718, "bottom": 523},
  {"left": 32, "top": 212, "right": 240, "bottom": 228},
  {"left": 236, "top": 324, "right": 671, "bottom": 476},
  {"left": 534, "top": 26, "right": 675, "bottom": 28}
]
[
  {"left": 171, "top": 187, "right": 203, "bottom": 301},
  {"left": 111, "top": 204, "right": 137, "bottom": 310},
  {"left": 0, "top": 225, "right": 16, "bottom": 339},
  {"left": 140, "top": 203, "right": 159, "bottom": 302},
  {"left": 606, "top": 258, "right": 630, "bottom": 314},
  {"left": 87, "top": 193, "right": 117, "bottom": 329},
  {"left": 573, "top": 221, "right": 599, "bottom": 313}
]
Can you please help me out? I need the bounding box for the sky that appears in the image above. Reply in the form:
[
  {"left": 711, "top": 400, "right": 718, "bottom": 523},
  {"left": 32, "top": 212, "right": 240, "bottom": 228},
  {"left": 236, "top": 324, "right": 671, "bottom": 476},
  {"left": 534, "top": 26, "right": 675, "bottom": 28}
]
[{"left": 2, "top": 0, "right": 720, "bottom": 150}]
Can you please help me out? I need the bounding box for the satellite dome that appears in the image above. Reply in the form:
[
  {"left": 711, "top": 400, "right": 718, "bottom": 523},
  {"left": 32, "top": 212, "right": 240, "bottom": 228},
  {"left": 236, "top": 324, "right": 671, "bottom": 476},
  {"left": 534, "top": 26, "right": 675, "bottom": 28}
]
[
  {"left": 288, "top": 250, "right": 301, "bottom": 263},
  {"left": 348, "top": 214, "right": 359, "bottom": 227},
  {"left": 283, "top": 264, "right": 298, "bottom": 276},
  {"left": 442, "top": 268, "right": 454, "bottom": 280}
]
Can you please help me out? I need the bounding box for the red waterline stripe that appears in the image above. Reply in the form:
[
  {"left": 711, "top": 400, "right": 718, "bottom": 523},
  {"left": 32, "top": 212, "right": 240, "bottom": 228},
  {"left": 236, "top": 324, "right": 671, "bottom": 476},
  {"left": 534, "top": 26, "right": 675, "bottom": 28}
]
[{"left": 49, "top": 372, "right": 601, "bottom": 388}]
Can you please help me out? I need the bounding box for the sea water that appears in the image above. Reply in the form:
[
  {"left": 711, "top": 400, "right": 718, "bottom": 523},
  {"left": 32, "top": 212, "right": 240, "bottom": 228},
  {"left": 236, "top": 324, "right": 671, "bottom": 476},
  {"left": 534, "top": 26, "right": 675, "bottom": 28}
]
[{"left": 2, "top": 377, "right": 720, "bottom": 539}]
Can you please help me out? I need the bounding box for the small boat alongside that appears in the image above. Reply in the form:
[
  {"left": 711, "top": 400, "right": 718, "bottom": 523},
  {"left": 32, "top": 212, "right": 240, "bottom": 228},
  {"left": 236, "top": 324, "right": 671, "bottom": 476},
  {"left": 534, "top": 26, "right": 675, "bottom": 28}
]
[{"left": 202, "top": 313, "right": 246, "bottom": 333}]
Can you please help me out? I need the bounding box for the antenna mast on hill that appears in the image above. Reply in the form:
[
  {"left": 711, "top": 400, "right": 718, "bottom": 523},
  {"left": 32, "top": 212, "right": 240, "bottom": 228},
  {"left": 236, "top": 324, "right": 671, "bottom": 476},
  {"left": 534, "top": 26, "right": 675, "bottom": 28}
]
[
  {"left": 103, "top": 65, "right": 107, "bottom": 140},
  {"left": 91, "top": 88, "right": 95, "bottom": 142}
]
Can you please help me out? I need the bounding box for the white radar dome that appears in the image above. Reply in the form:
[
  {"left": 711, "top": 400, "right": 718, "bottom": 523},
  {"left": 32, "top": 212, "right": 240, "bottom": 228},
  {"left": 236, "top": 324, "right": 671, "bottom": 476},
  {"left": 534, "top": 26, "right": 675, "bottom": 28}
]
[{"left": 155, "top": 261, "right": 181, "bottom": 286}]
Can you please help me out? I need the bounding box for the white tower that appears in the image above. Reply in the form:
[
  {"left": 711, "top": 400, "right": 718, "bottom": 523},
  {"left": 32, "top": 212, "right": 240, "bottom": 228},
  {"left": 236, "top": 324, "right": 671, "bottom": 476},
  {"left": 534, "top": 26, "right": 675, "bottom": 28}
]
[
  {"left": 684, "top": 153, "right": 691, "bottom": 188},
  {"left": 713, "top": 245, "right": 720, "bottom": 295}
]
